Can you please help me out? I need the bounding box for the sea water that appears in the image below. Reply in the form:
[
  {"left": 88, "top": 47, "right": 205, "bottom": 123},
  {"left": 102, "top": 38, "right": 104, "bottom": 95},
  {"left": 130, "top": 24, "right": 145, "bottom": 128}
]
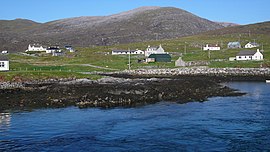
[{"left": 1, "top": 82, "right": 270, "bottom": 151}]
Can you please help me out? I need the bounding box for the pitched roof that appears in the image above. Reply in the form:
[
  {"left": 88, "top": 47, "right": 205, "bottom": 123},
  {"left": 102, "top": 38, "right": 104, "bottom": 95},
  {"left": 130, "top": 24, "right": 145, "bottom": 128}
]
[
  {"left": 228, "top": 42, "right": 240, "bottom": 45},
  {"left": 247, "top": 42, "right": 259, "bottom": 46},
  {"left": 237, "top": 50, "right": 257, "bottom": 56},
  {"left": 148, "top": 54, "right": 171, "bottom": 58},
  {"left": 0, "top": 55, "right": 9, "bottom": 61}
]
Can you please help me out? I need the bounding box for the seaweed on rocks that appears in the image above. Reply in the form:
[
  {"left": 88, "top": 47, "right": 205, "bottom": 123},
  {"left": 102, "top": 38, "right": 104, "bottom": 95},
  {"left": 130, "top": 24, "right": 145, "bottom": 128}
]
[{"left": 0, "top": 77, "right": 245, "bottom": 112}]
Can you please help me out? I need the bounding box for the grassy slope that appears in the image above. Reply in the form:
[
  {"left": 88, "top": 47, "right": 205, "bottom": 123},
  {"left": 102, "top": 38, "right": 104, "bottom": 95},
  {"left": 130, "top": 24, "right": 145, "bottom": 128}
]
[{"left": 1, "top": 23, "right": 270, "bottom": 81}]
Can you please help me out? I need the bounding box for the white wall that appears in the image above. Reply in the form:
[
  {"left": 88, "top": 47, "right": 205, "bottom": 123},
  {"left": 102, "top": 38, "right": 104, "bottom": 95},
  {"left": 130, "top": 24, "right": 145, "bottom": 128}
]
[{"left": 0, "top": 61, "right": 9, "bottom": 71}]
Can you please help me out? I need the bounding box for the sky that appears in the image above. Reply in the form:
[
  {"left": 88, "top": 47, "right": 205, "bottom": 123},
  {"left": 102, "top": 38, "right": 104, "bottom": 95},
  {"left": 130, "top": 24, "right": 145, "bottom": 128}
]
[{"left": 0, "top": 0, "right": 269, "bottom": 25}]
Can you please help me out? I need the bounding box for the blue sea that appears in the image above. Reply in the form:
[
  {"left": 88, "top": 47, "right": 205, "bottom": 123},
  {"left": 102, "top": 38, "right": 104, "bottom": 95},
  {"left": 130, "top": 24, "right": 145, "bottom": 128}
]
[{"left": 1, "top": 82, "right": 270, "bottom": 151}]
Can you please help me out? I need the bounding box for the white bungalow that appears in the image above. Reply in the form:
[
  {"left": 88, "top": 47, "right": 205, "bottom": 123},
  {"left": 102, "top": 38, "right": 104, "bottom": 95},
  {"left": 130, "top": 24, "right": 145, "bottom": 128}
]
[
  {"left": 0, "top": 55, "right": 9, "bottom": 71},
  {"left": 145, "top": 45, "right": 167, "bottom": 57},
  {"left": 236, "top": 49, "right": 263, "bottom": 61},
  {"left": 203, "top": 44, "right": 220, "bottom": 51},
  {"left": 25, "top": 44, "right": 46, "bottom": 52},
  {"left": 112, "top": 49, "right": 144, "bottom": 55},
  {"left": 244, "top": 42, "right": 260, "bottom": 48}
]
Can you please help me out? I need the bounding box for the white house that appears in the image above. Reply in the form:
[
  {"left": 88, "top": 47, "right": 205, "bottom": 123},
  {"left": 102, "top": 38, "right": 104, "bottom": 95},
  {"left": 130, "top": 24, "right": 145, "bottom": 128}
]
[
  {"left": 145, "top": 45, "right": 167, "bottom": 57},
  {"left": 244, "top": 42, "right": 260, "bottom": 48},
  {"left": 236, "top": 49, "right": 263, "bottom": 61},
  {"left": 112, "top": 49, "right": 144, "bottom": 55},
  {"left": 0, "top": 55, "right": 9, "bottom": 71},
  {"left": 203, "top": 44, "right": 220, "bottom": 51},
  {"left": 1, "top": 50, "right": 8, "bottom": 54},
  {"left": 25, "top": 44, "right": 46, "bottom": 52}
]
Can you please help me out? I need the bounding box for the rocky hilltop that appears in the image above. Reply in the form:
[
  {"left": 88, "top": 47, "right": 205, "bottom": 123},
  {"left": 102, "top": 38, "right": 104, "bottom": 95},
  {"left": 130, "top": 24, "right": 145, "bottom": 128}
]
[{"left": 0, "top": 6, "right": 224, "bottom": 52}]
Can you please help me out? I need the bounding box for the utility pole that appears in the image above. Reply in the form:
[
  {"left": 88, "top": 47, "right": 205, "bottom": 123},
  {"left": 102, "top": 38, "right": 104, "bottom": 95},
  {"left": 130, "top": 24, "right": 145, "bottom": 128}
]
[
  {"left": 208, "top": 50, "right": 211, "bottom": 59},
  {"left": 128, "top": 48, "right": 131, "bottom": 70},
  {"left": 184, "top": 42, "right": 187, "bottom": 54}
]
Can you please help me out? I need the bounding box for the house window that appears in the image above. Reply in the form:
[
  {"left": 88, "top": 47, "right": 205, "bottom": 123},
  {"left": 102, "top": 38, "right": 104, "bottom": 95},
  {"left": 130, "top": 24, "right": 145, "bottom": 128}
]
[{"left": 0, "top": 62, "right": 5, "bottom": 67}]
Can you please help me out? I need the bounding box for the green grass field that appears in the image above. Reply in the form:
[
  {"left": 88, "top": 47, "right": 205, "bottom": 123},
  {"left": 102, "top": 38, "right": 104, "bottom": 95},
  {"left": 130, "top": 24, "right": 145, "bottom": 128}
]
[{"left": 1, "top": 33, "right": 269, "bottom": 81}]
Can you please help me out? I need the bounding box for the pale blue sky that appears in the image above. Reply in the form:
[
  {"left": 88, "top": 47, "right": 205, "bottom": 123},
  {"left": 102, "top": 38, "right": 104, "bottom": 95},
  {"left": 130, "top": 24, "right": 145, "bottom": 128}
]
[{"left": 0, "top": 0, "right": 269, "bottom": 25}]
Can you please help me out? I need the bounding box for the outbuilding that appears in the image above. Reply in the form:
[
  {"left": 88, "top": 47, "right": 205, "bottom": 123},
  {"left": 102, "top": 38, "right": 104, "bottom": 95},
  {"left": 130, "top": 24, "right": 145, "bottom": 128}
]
[{"left": 147, "top": 54, "right": 171, "bottom": 62}]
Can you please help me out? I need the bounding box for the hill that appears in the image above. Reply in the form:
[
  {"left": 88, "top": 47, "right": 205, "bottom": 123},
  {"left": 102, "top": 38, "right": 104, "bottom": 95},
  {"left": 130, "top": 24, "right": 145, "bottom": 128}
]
[
  {"left": 0, "top": 6, "right": 223, "bottom": 52},
  {"left": 204, "top": 21, "right": 270, "bottom": 36}
]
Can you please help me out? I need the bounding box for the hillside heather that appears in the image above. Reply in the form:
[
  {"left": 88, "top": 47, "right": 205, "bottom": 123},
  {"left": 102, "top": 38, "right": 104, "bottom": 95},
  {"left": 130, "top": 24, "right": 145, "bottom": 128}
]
[{"left": 0, "top": 7, "right": 223, "bottom": 52}]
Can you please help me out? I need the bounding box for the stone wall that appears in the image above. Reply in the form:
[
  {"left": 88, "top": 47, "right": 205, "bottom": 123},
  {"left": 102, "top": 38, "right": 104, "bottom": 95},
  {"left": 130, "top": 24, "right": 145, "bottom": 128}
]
[{"left": 121, "top": 68, "right": 270, "bottom": 77}]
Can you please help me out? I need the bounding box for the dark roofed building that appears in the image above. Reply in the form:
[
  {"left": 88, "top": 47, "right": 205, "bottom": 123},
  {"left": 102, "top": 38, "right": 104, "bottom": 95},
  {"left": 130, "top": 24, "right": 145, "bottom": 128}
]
[{"left": 148, "top": 54, "right": 171, "bottom": 62}]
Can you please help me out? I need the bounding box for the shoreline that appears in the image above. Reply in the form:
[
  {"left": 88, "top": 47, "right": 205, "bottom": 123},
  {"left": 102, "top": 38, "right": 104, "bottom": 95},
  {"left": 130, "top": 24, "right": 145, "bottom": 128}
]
[
  {"left": 1, "top": 67, "right": 269, "bottom": 112},
  {"left": 0, "top": 76, "right": 245, "bottom": 112}
]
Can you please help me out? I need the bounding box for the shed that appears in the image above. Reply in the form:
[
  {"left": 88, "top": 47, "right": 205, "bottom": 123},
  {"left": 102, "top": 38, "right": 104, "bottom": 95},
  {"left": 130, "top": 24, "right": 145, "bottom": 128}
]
[{"left": 148, "top": 54, "right": 171, "bottom": 62}]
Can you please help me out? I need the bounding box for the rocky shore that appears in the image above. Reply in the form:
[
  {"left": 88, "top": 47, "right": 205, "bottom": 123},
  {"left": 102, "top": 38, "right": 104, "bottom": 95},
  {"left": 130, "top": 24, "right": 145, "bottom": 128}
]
[
  {"left": 2, "top": 68, "right": 268, "bottom": 112},
  {"left": 0, "top": 76, "right": 245, "bottom": 112}
]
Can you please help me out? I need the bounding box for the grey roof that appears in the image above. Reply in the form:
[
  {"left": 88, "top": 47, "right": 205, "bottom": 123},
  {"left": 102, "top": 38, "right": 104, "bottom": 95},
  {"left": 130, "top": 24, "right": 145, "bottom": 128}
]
[
  {"left": 237, "top": 50, "right": 257, "bottom": 56},
  {"left": 228, "top": 42, "right": 240, "bottom": 45},
  {"left": 0, "top": 55, "right": 9, "bottom": 61},
  {"left": 248, "top": 42, "right": 259, "bottom": 46}
]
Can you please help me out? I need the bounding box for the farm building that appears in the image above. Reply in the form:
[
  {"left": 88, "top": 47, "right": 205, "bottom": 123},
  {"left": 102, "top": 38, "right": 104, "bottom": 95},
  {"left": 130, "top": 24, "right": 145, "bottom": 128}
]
[
  {"left": 0, "top": 55, "right": 9, "bottom": 71},
  {"left": 147, "top": 54, "right": 171, "bottom": 62},
  {"left": 228, "top": 42, "right": 241, "bottom": 49},
  {"left": 236, "top": 49, "right": 263, "bottom": 61}
]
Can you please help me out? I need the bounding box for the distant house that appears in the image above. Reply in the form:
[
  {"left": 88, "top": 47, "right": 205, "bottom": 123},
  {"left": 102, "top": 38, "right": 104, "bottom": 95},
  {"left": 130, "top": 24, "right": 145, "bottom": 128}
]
[
  {"left": 46, "top": 46, "right": 61, "bottom": 54},
  {"left": 145, "top": 45, "right": 167, "bottom": 57},
  {"left": 203, "top": 44, "right": 220, "bottom": 51},
  {"left": 0, "top": 55, "right": 9, "bottom": 71},
  {"left": 236, "top": 49, "right": 263, "bottom": 61},
  {"left": 1, "top": 50, "right": 8, "bottom": 54},
  {"left": 26, "top": 44, "right": 46, "bottom": 52},
  {"left": 111, "top": 49, "right": 144, "bottom": 55},
  {"left": 244, "top": 42, "right": 260, "bottom": 48},
  {"left": 228, "top": 42, "right": 241, "bottom": 49},
  {"left": 147, "top": 54, "right": 171, "bottom": 62},
  {"left": 65, "top": 45, "right": 75, "bottom": 52}
]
